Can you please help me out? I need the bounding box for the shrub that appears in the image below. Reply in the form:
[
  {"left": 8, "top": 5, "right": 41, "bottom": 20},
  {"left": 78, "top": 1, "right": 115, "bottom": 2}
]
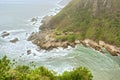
[
  {"left": 58, "top": 67, "right": 93, "bottom": 80},
  {"left": 0, "top": 56, "right": 93, "bottom": 80}
]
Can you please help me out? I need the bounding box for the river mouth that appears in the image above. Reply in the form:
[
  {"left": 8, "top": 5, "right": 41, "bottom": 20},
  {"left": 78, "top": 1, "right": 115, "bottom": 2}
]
[{"left": 0, "top": 0, "right": 120, "bottom": 80}]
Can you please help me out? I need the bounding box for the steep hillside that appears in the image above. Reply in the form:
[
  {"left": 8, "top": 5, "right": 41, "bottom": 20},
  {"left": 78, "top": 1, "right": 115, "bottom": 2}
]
[{"left": 40, "top": 0, "right": 120, "bottom": 46}]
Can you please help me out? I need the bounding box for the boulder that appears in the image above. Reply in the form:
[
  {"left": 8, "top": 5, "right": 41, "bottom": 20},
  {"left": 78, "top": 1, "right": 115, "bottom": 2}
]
[
  {"left": 81, "top": 39, "right": 91, "bottom": 46},
  {"left": 88, "top": 40, "right": 101, "bottom": 51},
  {"left": 27, "top": 50, "right": 31, "bottom": 55},
  {"left": 68, "top": 42, "right": 75, "bottom": 47},
  {"left": 27, "top": 32, "right": 37, "bottom": 41},
  {"left": 31, "top": 17, "right": 38, "bottom": 22},
  {"left": 81, "top": 41, "right": 88, "bottom": 47},
  {"left": 105, "top": 44, "right": 120, "bottom": 56},
  {"left": 99, "top": 41, "right": 106, "bottom": 47},
  {"left": 56, "top": 41, "right": 62, "bottom": 47},
  {"left": 1, "top": 31, "right": 10, "bottom": 38},
  {"left": 99, "top": 40, "right": 120, "bottom": 56},
  {"left": 75, "top": 40, "right": 80, "bottom": 44},
  {"left": 10, "top": 38, "right": 19, "bottom": 43},
  {"left": 30, "top": 17, "right": 38, "bottom": 25},
  {"left": 62, "top": 41, "right": 68, "bottom": 48},
  {"left": 82, "top": 39, "right": 101, "bottom": 51}
]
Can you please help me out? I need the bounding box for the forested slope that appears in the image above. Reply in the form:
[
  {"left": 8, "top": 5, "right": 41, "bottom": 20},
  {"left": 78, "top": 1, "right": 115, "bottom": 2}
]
[{"left": 41, "top": 0, "right": 120, "bottom": 46}]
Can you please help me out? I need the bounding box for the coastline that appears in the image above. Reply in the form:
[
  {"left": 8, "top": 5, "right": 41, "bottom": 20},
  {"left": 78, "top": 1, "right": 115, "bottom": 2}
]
[
  {"left": 27, "top": 0, "right": 120, "bottom": 56},
  {"left": 28, "top": 16, "right": 120, "bottom": 56},
  {"left": 28, "top": 30, "right": 120, "bottom": 56}
]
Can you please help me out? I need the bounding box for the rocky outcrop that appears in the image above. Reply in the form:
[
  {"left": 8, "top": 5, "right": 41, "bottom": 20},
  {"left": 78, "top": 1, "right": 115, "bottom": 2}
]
[
  {"left": 40, "top": 16, "right": 53, "bottom": 30},
  {"left": 31, "top": 17, "right": 38, "bottom": 25},
  {"left": 28, "top": 30, "right": 120, "bottom": 56},
  {"left": 99, "top": 41, "right": 120, "bottom": 56},
  {"left": 75, "top": 40, "right": 80, "bottom": 44},
  {"left": 31, "top": 17, "right": 38, "bottom": 22},
  {"left": 38, "top": 41, "right": 69, "bottom": 50},
  {"left": 27, "top": 50, "right": 32, "bottom": 55},
  {"left": 10, "top": 38, "right": 19, "bottom": 43},
  {"left": 1, "top": 31, "right": 10, "bottom": 38},
  {"left": 27, "top": 29, "right": 78, "bottom": 50},
  {"left": 28, "top": 33, "right": 76, "bottom": 50},
  {"left": 81, "top": 39, "right": 101, "bottom": 51},
  {"left": 81, "top": 39, "right": 120, "bottom": 56},
  {"left": 27, "top": 32, "right": 37, "bottom": 41}
]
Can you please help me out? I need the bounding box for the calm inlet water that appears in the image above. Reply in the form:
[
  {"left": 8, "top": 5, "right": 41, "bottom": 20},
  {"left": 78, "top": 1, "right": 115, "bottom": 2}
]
[{"left": 0, "top": 0, "right": 120, "bottom": 80}]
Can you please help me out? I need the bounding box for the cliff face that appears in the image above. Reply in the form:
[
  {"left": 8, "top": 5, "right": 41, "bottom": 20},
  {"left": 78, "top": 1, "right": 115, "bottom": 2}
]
[{"left": 40, "top": 0, "right": 120, "bottom": 46}]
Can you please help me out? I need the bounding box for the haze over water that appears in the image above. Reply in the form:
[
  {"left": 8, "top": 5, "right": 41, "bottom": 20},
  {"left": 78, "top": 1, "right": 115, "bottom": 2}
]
[{"left": 0, "top": 0, "right": 120, "bottom": 80}]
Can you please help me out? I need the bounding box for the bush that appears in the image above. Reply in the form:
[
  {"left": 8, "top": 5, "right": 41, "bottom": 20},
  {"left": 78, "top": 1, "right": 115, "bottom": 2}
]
[
  {"left": 0, "top": 56, "right": 11, "bottom": 80},
  {"left": 0, "top": 56, "right": 93, "bottom": 80},
  {"left": 58, "top": 67, "right": 93, "bottom": 80}
]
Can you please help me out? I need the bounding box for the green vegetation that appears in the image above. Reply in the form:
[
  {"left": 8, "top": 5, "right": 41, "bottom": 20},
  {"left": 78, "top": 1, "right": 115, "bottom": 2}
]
[
  {"left": 42, "top": 0, "right": 120, "bottom": 46},
  {"left": 0, "top": 56, "right": 93, "bottom": 80},
  {"left": 55, "top": 34, "right": 81, "bottom": 42},
  {"left": 53, "top": 31, "right": 81, "bottom": 42},
  {"left": 59, "top": 67, "right": 93, "bottom": 80}
]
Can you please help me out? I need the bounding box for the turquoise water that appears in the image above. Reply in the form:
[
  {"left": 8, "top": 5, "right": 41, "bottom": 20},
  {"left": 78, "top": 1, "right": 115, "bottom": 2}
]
[{"left": 0, "top": 0, "right": 120, "bottom": 80}]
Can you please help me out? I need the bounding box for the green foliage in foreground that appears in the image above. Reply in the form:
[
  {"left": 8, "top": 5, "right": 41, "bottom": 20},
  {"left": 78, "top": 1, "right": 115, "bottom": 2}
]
[{"left": 0, "top": 56, "right": 93, "bottom": 80}]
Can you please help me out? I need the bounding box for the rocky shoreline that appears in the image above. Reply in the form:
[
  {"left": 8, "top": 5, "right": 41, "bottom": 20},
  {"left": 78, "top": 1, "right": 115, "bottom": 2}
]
[
  {"left": 81, "top": 39, "right": 120, "bottom": 56},
  {"left": 27, "top": 10, "right": 120, "bottom": 56},
  {"left": 28, "top": 26, "right": 120, "bottom": 56}
]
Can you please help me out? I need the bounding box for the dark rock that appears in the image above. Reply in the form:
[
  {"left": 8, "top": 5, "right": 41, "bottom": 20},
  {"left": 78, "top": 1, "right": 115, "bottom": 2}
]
[
  {"left": 27, "top": 50, "right": 31, "bottom": 55},
  {"left": 33, "top": 53, "right": 36, "bottom": 56},
  {"left": 27, "top": 32, "right": 37, "bottom": 41},
  {"left": 31, "top": 17, "right": 38, "bottom": 25},
  {"left": 1, "top": 31, "right": 10, "bottom": 38},
  {"left": 10, "top": 38, "right": 19, "bottom": 43},
  {"left": 31, "top": 17, "right": 38, "bottom": 22}
]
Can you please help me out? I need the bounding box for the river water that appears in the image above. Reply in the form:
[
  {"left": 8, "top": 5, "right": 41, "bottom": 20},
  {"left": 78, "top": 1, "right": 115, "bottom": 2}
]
[{"left": 0, "top": 0, "right": 120, "bottom": 80}]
